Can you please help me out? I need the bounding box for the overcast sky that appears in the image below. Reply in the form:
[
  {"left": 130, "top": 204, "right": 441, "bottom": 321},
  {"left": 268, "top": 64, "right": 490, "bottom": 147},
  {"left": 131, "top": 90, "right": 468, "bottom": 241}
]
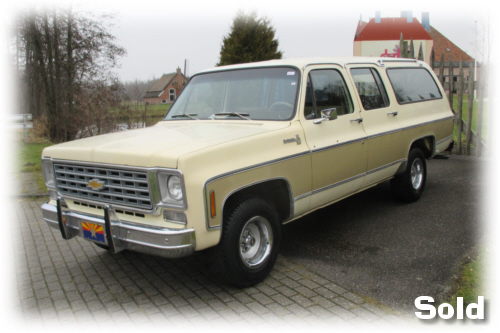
[
  {"left": 2, "top": 0, "right": 493, "bottom": 82},
  {"left": 86, "top": 0, "right": 491, "bottom": 82}
]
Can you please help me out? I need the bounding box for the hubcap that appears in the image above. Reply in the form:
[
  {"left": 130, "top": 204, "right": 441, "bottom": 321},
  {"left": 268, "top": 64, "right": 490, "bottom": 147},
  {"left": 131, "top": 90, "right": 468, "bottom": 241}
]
[
  {"left": 411, "top": 158, "right": 424, "bottom": 190},
  {"left": 239, "top": 216, "right": 273, "bottom": 269}
]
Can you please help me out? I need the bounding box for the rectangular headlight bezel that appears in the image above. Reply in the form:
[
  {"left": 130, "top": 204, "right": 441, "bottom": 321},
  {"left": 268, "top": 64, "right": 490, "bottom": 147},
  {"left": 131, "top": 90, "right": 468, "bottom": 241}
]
[
  {"left": 41, "top": 158, "right": 56, "bottom": 189},
  {"left": 150, "top": 170, "right": 187, "bottom": 210}
]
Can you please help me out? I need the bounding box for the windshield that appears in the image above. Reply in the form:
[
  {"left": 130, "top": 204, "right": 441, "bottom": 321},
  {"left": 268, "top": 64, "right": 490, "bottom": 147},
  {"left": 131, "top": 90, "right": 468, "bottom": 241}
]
[{"left": 164, "top": 67, "right": 299, "bottom": 121}]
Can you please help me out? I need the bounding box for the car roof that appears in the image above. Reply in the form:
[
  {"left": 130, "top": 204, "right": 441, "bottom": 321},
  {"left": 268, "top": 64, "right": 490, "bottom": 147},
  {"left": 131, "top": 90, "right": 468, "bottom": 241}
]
[{"left": 197, "top": 57, "right": 426, "bottom": 74}]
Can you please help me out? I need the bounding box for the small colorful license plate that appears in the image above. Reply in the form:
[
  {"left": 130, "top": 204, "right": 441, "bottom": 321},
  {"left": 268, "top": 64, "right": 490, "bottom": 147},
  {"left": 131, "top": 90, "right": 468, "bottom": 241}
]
[{"left": 82, "top": 221, "right": 106, "bottom": 244}]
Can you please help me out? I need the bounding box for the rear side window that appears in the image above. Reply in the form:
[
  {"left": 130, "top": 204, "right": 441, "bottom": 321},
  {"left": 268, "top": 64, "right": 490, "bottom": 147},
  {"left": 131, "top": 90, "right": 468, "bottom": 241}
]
[
  {"left": 386, "top": 68, "right": 442, "bottom": 104},
  {"left": 350, "top": 68, "right": 389, "bottom": 110}
]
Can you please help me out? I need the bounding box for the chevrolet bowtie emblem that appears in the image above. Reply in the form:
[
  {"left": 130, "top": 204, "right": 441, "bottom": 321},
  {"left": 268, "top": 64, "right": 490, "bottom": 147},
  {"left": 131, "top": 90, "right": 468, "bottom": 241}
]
[{"left": 87, "top": 179, "right": 106, "bottom": 191}]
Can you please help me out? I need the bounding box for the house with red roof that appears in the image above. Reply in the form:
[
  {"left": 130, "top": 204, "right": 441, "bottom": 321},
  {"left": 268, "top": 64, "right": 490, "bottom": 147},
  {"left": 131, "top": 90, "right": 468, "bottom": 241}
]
[
  {"left": 354, "top": 12, "right": 434, "bottom": 62},
  {"left": 354, "top": 11, "right": 477, "bottom": 83},
  {"left": 143, "top": 67, "right": 188, "bottom": 105}
]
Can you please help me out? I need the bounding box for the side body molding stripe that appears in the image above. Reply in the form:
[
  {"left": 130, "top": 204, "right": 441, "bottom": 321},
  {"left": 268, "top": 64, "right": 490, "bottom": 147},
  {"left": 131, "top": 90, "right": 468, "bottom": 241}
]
[{"left": 204, "top": 116, "right": 452, "bottom": 231}]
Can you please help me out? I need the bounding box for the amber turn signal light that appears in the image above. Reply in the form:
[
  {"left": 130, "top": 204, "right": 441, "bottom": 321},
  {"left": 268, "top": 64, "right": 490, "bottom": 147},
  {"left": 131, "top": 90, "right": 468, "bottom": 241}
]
[{"left": 210, "top": 191, "right": 216, "bottom": 218}]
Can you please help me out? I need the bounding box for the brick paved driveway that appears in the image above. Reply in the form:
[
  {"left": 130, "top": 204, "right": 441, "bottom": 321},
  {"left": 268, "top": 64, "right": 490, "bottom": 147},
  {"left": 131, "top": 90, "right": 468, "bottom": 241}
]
[{"left": 11, "top": 197, "right": 408, "bottom": 327}]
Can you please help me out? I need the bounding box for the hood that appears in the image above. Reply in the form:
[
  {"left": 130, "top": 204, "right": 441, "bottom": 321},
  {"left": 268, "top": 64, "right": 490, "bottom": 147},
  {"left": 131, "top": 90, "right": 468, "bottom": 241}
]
[{"left": 42, "top": 120, "right": 291, "bottom": 168}]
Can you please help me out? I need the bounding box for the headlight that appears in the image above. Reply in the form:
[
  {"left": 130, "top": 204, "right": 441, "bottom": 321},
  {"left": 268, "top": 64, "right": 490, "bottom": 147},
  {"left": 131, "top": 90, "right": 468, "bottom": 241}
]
[
  {"left": 167, "top": 175, "right": 183, "bottom": 201},
  {"left": 157, "top": 172, "right": 186, "bottom": 208},
  {"left": 41, "top": 159, "right": 55, "bottom": 189}
]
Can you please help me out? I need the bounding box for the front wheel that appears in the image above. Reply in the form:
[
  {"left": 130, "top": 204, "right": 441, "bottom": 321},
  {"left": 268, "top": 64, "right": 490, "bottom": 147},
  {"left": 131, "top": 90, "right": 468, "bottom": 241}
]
[
  {"left": 391, "top": 148, "right": 427, "bottom": 202},
  {"left": 215, "top": 197, "right": 281, "bottom": 288}
]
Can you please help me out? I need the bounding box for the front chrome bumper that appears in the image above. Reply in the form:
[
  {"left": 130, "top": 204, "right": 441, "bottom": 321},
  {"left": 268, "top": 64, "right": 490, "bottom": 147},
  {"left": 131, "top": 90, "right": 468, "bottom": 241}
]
[{"left": 41, "top": 199, "right": 196, "bottom": 259}]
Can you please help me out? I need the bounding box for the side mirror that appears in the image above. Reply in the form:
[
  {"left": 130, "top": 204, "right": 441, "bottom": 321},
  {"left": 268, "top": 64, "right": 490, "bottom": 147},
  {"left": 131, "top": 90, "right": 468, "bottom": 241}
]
[
  {"left": 313, "top": 108, "right": 337, "bottom": 124},
  {"left": 323, "top": 108, "right": 337, "bottom": 120}
]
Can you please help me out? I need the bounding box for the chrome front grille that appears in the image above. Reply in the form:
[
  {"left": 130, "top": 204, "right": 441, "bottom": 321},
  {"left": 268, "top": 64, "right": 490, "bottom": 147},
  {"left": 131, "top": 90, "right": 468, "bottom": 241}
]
[{"left": 54, "top": 163, "right": 152, "bottom": 210}]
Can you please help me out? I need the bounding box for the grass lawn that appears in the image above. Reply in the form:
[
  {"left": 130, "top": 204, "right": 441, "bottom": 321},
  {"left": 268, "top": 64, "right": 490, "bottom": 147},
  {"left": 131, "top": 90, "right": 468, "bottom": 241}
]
[
  {"left": 17, "top": 141, "right": 52, "bottom": 172},
  {"left": 451, "top": 94, "right": 488, "bottom": 148},
  {"left": 15, "top": 134, "right": 53, "bottom": 192},
  {"left": 447, "top": 247, "right": 486, "bottom": 308}
]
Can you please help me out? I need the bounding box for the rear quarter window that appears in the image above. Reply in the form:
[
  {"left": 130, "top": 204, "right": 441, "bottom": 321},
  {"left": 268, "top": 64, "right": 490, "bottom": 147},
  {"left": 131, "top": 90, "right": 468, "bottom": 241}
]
[
  {"left": 386, "top": 68, "right": 442, "bottom": 104},
  {"left": 350, "top": 68, "right": 390, "bottom": 110}
]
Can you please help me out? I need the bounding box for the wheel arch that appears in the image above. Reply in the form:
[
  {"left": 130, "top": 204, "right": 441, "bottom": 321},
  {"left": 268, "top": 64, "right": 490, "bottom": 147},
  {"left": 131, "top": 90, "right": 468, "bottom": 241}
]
[
  {"left": 410, "top": 135, "right": 436, "bottom": 159},
  {"left": 221, "top": 178, "right": 294, "bottom": 230},
  {"left": 395, "top": 135, "right": 435, "bottom": 175}
]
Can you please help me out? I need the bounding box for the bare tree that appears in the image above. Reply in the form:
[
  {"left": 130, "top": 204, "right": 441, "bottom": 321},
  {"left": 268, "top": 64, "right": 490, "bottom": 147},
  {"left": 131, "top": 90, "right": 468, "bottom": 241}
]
[
  {"left": 14, "top": 6, "right": 126, "bottom": 142},
  {"left": 75, "top": 80, "right": 126, "bottom": 138},
  {"left": 122, "top": 78, "right": 156, "bottom": 103}
]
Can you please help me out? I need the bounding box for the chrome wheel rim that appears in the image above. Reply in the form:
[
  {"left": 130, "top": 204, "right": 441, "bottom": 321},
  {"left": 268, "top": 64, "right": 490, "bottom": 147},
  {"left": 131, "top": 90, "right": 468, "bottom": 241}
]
[
  {"left": 411, "top": 158, "right": 424, "bottom": 190},
  {"left": 239, "top": 216, "right": 273, "bottom": 269}
]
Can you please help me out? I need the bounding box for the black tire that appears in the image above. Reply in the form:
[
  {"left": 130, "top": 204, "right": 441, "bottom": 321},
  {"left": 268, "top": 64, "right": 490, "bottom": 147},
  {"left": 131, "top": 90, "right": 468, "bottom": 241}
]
[
  {"left": 391, "top": 148, "right": 427, "bottom": 203},
  {"left": 215, "top": 197, "right": 281, "bottom": 288}
]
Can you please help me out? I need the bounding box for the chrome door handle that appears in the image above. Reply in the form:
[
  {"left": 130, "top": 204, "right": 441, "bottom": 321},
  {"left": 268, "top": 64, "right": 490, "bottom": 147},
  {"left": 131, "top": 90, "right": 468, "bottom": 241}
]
[
  {"left": 387, "top": 111, "right": 398, "bottom": 116},
  {"left": 350, "top": 118, "right": 363, "bottom": 123}
]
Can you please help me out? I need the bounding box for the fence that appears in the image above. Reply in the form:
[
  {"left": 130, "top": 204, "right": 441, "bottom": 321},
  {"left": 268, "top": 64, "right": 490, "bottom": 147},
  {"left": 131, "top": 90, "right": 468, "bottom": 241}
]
[
  {"left": 10, "top": 114, "right": 33, "bottom": 139},
  {"left": 436, "top": 57, "right": 487, "bottom": 157},
  {"left": 400, "top": 37, "right": 487, "bottom": 157}
]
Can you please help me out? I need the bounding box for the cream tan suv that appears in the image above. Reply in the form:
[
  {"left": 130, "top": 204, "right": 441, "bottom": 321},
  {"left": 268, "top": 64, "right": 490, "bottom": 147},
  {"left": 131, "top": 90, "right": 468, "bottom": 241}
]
[{"left": 41, "top": 57, "right": 454, "bottom": 287}]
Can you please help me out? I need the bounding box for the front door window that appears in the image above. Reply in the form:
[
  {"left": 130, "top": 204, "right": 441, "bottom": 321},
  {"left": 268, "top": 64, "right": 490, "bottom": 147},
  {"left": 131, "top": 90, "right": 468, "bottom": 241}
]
[{"left": 304, "top": 69, "right": 354, "bottom": 119}]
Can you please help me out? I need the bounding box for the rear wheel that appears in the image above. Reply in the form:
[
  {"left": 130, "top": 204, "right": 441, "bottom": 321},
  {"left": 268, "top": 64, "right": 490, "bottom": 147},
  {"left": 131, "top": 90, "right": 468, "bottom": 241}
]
[
  {"left": 215, "top": 197, "right": 281, "bottom": 288},
  {"left": 391, "top": 148, "right": 427, "bottom": 202}
]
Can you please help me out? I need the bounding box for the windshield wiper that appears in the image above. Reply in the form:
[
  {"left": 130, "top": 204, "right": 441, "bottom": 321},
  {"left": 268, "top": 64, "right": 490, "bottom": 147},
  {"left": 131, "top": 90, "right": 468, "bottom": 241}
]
[
  {"left": 213, "top": 112, "right": 251, "bottom": 120},
  {"left": 171, "top": 113, "right": 199, "bottom": 120}
]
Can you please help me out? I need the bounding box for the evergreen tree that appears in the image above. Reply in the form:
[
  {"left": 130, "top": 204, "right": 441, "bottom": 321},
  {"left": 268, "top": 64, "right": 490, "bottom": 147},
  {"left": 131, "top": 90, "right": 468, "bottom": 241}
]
[{"left": 217, "top": 11, "right": 282, "bottom": 66}]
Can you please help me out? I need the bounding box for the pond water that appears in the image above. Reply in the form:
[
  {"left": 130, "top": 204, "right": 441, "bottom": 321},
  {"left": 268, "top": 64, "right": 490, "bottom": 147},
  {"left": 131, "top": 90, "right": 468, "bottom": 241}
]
[{"left": 77, "top": 116, "right": 164, "bottom": 138}]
